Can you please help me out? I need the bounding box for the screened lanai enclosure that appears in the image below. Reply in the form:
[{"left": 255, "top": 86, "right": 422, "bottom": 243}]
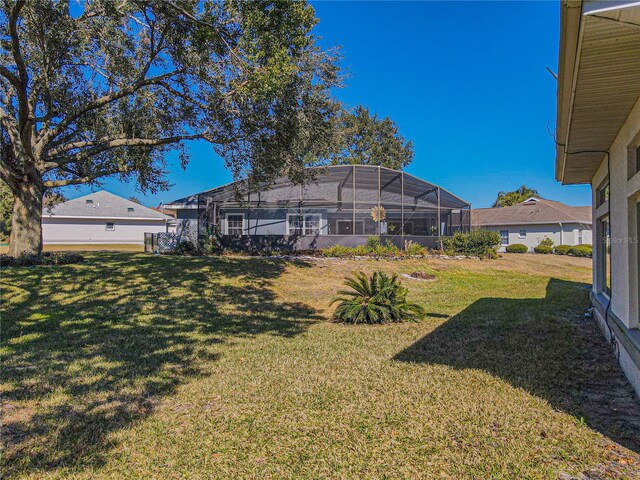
[{"left": 165, "top": 165, "right": 470, "bottom": 251}]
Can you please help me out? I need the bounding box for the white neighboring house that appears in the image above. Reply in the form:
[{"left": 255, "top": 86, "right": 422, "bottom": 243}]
[
  {"left": 556, "top": 0, "right": 640, "bottom": 396},
  {"left": 42, "top": 190, "right": 172, "bottom": 245},
  {"left": 471, "top": 197, "right": 592, "bottom": 252}
]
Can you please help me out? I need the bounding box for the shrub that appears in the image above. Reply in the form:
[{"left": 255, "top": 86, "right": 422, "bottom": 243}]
[
  {"left": 569, "top": 245, "right": 593, "bottom": 258},
  {"left": 0, "top": 252, "right": 84, "bottom": 268},
  {"left": 443, "top": 229, "right": 500, "bottom": 258},
  {"left": 331, "top": 271, "right": 425, "bottom": 324},
  {"left": 554, "top": 244, "right": 571, "bottom": 255},
  {"left": 533, "top": 245, "right": 553, "bottom": 254},
  {"left": 404, "top": 240, "right": 427, "bottom": 256},
  {"left": 538, "top": 237, "right": 554, "bottom": 248},
  {"left": 322, "top": 245, "right": 350, "bottom": 257},
  {"left": 365, "top": 236, "right": 382, "bottom": 250},
  {"left": 505, "top": 244, "right": 528, "bottom": 253},
  {"left": 322, "top": 239, "right": 402, "bottom": 258},
  {"left": 174, "top": 240, "right": 199, "bottom": 255},
  {"left": 202, "top": 231, "right": 223, "bottom": 255}
]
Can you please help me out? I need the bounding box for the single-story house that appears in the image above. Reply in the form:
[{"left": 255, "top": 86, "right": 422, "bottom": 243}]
[
  {"left": 556, "top": 0, "right": 640, "bottom": 396},
  {"left": 42, "top": 190, "right": 172, "bottom": 245},
  {"left": 471, "top": 197, "right": 592, "bottom": 252},
  {"left": 163, "top": 165, "right": 471, "bottom": 250}
]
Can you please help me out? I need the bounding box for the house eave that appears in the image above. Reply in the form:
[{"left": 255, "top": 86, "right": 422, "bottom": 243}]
[{"left": 556, "top": 1, "right": 640, "bottom": 185}]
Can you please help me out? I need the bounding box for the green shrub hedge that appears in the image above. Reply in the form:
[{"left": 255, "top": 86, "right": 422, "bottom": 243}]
[
  {"left": 505, "top": 244, "right": 528, "bottom": 253},
  {"left": 569, "top": 245, "right": 592, "bottom": 257},
  {"left": 533, "top": 245, "right": 553, "bottom": 254},
  {"left": 443, "top": 229, "right": 500, "bottom": 258},
  {"left": 554, "top": 245, "right": 571, "bottom": 255}
]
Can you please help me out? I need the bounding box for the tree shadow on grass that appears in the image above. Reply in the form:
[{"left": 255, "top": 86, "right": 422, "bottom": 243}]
[
  {"left": 394, "top": 278, "right": 640, "bottom": 454},
  {"left": 1, "top": 253, "right": 320, "bottom": 477}
]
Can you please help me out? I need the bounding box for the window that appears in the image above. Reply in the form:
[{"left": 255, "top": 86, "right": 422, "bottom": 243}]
[
  {"left": 127, "top": 207, "right": 135, "bottom": 212},
  {"left": 598, "top": 217, "right": 611, "bottom": 297},
  {"left": 304, "top": 214, "right": 321, "bottom": 235},
  {"left": 596, "top": 183, "right": 610, "bottom": 208},
  {"left": 287, "top": 215, "right": 303, "bottom": 235},
  {"left": 288, "top": 214, "right": 321, "bottom": 235},
  {"left": 86, "top": 199, "right": 93, "bottom": 204},
  {"left": 500, "top": 230, "right": 509, "bottom": 245},
  {"left": 578, "top": 229, "right": 583, "bottom": 245},
  {"left": 226, "top": 214, "right": 244, "bottom": 235},
  {"left": 105, "top": 222, "right": 115, "bottom": 231},
  {"left": 518, "top": 229, "right": 526, "bottom": 239}
]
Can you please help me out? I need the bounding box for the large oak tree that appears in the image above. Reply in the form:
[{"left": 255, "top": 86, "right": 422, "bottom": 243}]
[
  {"left": 327, "top": 105, "right": 414, "bottom": 170},
  {"left": 0, "top": 0, "right": 340, "bottom": 255}
]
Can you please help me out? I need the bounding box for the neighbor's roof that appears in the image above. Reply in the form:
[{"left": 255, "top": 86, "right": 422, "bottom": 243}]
[
  {"left": 44, "top": 190, "right": 171, "bottom": 220},
  {"left": 471, "top": 198, "right": 592, "bottom": 226},
  {"left": 555, "top": 1, "right": 640, "bottom": 184}
]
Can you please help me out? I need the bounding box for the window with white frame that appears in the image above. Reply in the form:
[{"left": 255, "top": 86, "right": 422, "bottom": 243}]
[
  {"left": 226, "top": 214, "right": 244, "bottom": 235},
  {"left": 105, "top": 222, "right": 115, "bottom": 231},
  {"left": 499, "top": 230, "right": 509, "bottom": 245},
  {"left": 288, "top": 214, "right": 321, "bottom": 235},
  {"left": 518, "top": 229, "right": 526, "bottom": 239},
  {"left": 578, "top": 229, "right": 583, "bottom": 245},
  {"left": 304, "top": 214, "right": 321, "bottom": 235},
  {"left": 287, "top": 214, "right": 303, "bottom": 235},
  {"left": 598, "top": 217, "right": 611, "bottom": 297}
]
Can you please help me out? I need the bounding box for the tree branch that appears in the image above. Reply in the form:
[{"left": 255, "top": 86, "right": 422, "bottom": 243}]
[
  {"left": 0, "top": 65, "right": 21, "bottom": 90},
  {"left": 36, "top": 69, "right": 185, "bottom": 150},
  {"left": 43, "top": 170, "right": 115, "bottom": 188},
  {"left": 44, "top": 133, "right": 206, "bottom": 171}
]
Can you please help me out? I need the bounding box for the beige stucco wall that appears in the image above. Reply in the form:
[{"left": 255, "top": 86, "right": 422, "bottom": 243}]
[
  {"left": 42, "top": 217, "right": 168, "bottom": 245},
  {"left": 482, "top": 223, "right": 592, "bottom": 252},
  {"left": 590, "top": 94, "right": 640, "bottom": 397},
  {"left": 591, "top": 94, "right": 640, "bottom": 328}
]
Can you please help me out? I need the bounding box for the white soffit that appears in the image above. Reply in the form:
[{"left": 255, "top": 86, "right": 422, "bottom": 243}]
[{"left": 561, "top": 2, "right": 640, "bottom": 184}]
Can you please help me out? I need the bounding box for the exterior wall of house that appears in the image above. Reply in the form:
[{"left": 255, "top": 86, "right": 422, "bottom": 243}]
[
  {"left": 220, "top": 208, "right": 330, "bottom": 235},
  {"left": 589, "top": 94, "right": 640, "bottom": 397},
  {"left": 479, "top": 223, "right": 592, "bottom": 252},
  {"left": 42, "top": 217, "right": 167, "bottom": 244}
]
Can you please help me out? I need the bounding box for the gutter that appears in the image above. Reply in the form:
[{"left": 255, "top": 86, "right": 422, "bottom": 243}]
[{"left": 560, "top": 1, "right": 586, "bottom": 184}]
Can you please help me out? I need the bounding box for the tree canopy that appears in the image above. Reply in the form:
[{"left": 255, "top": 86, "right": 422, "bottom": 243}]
[
  {"left": 326, "top": 105, "right": 414, "bottom": 170},
  {"left": 0, "top": 0, "right": 341, "bottom": 255},
  {"left": 492, "top": 185, "right": 540, "bottom": 208}
]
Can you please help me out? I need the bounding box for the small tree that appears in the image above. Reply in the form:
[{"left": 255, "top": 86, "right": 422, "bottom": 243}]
[
  {"left": 492, "top": 185, "right": 540, "bottom": 208},
  {"left": 0, "top": 1, "right": 341, "bottom": 255},
  {"left": 327, "top": 105, "right": 414, "bottom": 170}
]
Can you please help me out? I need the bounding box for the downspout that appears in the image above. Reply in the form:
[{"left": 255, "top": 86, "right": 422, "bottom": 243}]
[{"left": 559, "top": 222, "right": 563, "bottom": 245}]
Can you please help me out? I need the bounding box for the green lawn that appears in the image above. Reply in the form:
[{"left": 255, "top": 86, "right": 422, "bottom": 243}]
[{"left": 2, "top": 253, "right": 639, "bottom": 479}]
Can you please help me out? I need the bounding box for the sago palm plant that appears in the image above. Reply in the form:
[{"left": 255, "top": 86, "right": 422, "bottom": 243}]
[{"left": 331, "top": 271, "right": 425, "bottom": 324}]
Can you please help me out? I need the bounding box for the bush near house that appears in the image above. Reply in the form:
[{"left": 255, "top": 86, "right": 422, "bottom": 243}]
[
  {"left": 505, "top": 244, "right": 528, "bottom": 253},
  {"left": 322, "top": 238, "right": 427, "bottom": 258},
  {"left": 569, "top": 245, "right": 593, "bottom": 258},
  {"left": 554, "top": 245, "right": 572, "bottom": 255},
  {"left": 443, "top": 230, "right": 500, "bottom": 258},
  {"left": 538, "top": 237, "right": 554, "bottom": 248},
  {"left": 533, "top": 245, "right": 553, "bottom": 254}
]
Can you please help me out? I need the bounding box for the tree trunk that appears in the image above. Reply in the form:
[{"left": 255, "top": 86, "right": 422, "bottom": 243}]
[{"left": 8, "top": 182, "right": 43, "bottom": 256}]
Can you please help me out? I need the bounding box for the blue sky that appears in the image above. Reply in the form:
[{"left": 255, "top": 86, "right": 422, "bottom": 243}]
[{"left": 69, "top": 1, "right": 591, "bottom": 208}]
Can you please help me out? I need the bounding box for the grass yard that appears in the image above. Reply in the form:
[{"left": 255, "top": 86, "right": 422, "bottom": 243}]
[{"left": 2, "top": 253, "right": 639, "bottom": 479}]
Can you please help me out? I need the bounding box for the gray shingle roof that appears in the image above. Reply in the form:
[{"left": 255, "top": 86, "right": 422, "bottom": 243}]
[
  {"left": 44, "top": 190, "right": 171, "bottom": 220},
  {"left": 471, "top": 198, "right": 592, "bottom": 226}
]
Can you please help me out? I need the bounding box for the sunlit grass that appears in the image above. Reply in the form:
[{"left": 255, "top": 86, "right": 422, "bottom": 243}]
[{"left": 1, "top": 253, "right": 638, "bottom": 479}]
